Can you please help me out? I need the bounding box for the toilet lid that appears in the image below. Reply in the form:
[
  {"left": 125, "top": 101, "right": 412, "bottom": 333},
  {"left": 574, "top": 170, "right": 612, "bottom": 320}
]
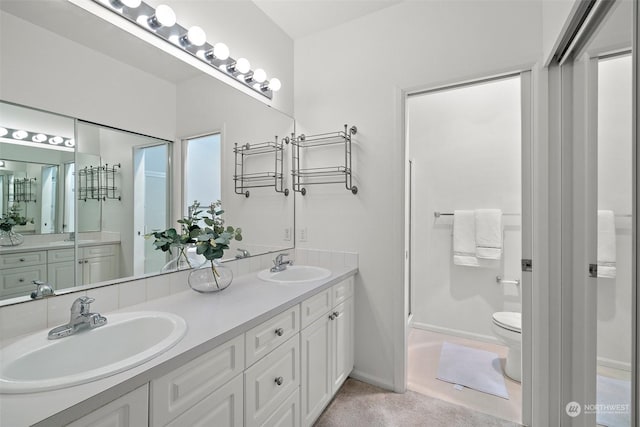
[{"left": 492, "top": 312, "right": 521, "bottom": 333}]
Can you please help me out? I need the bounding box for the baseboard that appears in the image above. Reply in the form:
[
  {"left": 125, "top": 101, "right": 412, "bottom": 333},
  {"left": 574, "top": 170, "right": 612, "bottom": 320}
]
[
  {"left": 597, "top": 356, "right": 632, "bottom": 372},
  {"left": 349, "top": 369, "right": 394, "bottom": 391},
  {"left": 410, "top": 321, "right": 502, "bottom": 346}
]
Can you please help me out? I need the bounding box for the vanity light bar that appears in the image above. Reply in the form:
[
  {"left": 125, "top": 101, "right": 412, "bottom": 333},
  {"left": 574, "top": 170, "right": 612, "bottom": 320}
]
[
  {"left": 0, "top": 126, "right": 74, "bottom": 150},
  {"left": 92, "top": 0, "right": 281, "bottom": 99}
]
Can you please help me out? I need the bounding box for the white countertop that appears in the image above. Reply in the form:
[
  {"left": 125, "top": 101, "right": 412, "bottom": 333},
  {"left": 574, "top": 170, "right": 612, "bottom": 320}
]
[
  {"left": 0, "top": 238, "right": 121, "bottom": 255},
  {"left": 0, "top": 265, "right": 357, "bottom": 427}
]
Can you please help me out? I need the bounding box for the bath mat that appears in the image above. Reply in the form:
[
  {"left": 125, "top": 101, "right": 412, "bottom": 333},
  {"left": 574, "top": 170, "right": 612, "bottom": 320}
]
[
  {"left": 597, "top": 375, "right": 631, "bottom": 427},
  {"left": 436, "top": 341, "right": 509, "bottom": 399}
]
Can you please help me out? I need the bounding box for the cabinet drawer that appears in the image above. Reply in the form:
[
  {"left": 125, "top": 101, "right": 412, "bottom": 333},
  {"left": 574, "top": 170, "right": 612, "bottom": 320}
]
[
  {"left": 245, "top": 305, "right": 299, "bottom": 367},
  {"left": 0, "top": 251, "right": 46, "bottom": 270},
  {"left": 245, "top": 335, "right": 300, "bottom": 427},
  {"left": 300, "top": 288, "right": 331, "bottom": 329},
  {"left": 263, "top": 389, "right": 300, "bottom": 427},
  {"left": 0, "top": 265, "right": 47, "bottom": 298},
  {"left": 48, "top": 248, "right": 74, "bottom": 263},
  {"left": 332, "top": 277, "right": 354, "bottom": 307},
  {"left": 166, "top": 375, "right": 243, "bottom": 427},
  {"left": 82, "top": 244, "right": 116, "bottom": 258},
  {"left": 151, "top": 335, "right": 244, "bottom": 426}
]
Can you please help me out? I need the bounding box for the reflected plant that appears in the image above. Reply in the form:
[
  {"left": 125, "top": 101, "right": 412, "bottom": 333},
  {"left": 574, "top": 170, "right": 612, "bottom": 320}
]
[{"left": 0, "top": 203, "right": 33, "bottom": 232}]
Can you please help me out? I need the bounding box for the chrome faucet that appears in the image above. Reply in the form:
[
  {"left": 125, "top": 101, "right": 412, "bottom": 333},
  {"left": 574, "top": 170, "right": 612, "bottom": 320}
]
[
  {"left": 48, "top": 296, "right": 107, "bottom": 340},
  {"left": 236, "top": 248, "right": 251, "bottom": 259},
  {"left": 30, "top": 280, "right": 55, "bottom": 299},
  {"left": 270, "top": 253, "right": 293, "bottom": 272}
]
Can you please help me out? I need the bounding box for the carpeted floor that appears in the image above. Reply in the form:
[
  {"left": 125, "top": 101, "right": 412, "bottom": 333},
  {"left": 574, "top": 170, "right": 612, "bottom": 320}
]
[{"left": 315, "top": 378, "right": 521, "bottom": 427}]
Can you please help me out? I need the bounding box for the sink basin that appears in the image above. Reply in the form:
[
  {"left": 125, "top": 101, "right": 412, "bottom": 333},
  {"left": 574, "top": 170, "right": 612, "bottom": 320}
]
[
  {"left": 257, "top": 265, "right": 331, "bottom": 284},
  {"left": 0, "top": 311, "right": 187, "bottom": 393}
]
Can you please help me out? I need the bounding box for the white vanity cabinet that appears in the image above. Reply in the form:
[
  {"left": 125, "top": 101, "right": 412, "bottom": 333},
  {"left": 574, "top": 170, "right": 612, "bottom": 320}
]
[
  {"left": 67, "top": 384, "right": 149, "bottom": 427},
  {"left": 0, "top": 250, "right": 47, "bottom": 299},
  {"left": 77, "top": 244, "right": 120, "bottom": 286},
  {"left": 47, "top": 248, "right": 76, "bottom": 289},
  {"left": 150, "top": 334, "right": 245, "bottom": 426},
  {"left": 300, "top": 277, "right": 354, "bottom": 427}
]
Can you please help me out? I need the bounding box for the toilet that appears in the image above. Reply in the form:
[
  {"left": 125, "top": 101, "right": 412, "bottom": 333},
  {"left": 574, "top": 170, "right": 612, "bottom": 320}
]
[{"left": 491, "top": 311, "right": 521, "bottom": 382}]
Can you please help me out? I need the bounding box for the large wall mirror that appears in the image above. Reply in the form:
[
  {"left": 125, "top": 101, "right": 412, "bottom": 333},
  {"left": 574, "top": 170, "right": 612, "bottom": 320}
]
[{"left": 0, "top": 1, "right": 294, "bottom": 305}]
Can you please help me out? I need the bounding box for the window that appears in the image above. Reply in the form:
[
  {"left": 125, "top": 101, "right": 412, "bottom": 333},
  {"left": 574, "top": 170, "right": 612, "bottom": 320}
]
[{"left": 183, "top": 133, "right": 221, "bottom": 214}]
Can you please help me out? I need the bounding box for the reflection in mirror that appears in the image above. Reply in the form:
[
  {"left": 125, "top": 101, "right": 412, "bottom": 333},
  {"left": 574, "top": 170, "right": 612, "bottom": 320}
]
[
  {"left": 0, "top": 1, "right": 294, "bottom": 306},
  {"left": 76, "top": 121, "right": 171, "bottom": 285}
]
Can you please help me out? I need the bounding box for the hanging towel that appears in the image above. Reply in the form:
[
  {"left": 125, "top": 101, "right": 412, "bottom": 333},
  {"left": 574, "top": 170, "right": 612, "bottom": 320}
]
[
  {"left": 475, "top": 209, "right": 503, "bottom": 260},
  {"left": 453, "top": 210, "right": 479, "bottom": 267},
  {"left": 597, "top": 210, "right": 616, "bottom": 279}
]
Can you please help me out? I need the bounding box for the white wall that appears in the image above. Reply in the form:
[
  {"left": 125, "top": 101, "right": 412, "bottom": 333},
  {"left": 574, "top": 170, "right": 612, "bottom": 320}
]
[
  {"left": 597, "top": 54, "right": 633, "bottom": 369},
  {"left": 0, "top": 11, "right": 177, "bottom": 141},
  {"left": 408, "top": 76, "right": 522, "bottom": 341},
  {"left": 294, "top": 0, "right": 542, "bottom": 389}
]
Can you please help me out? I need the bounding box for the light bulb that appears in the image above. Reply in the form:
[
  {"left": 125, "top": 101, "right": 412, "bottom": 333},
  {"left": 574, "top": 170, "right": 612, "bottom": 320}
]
[
  {"left": 121, "top": 0, "right": 141, "bottom": 7},
  {"left": 13, "top": 130, "right": 28, "bottom": 140},
  {"left": 236, "top": 58, "right": 250, "bottom": 74},
  {"left": 0, "top": 127, "right": 7, "bottom": 137},
  {"left": 65, "top": 139, "right": 76, "bottom": 147},
  {"left": 0, "top": 161, "right": 5, "bottom": 167},
  {"left": 148, "top": 4, "right": 176, "bottom": 28},
  {"left": 213, "top": 43, "right": 229, "bottom": 60},
  {"left": 185, "top": 26, "right": 206, "bottom": 47},
  {"left": 50, "top": 136, "right": 64, "bottom": 145},
  {"left": 253, "top": 68, "right": 267, "bottom": 83},
  {"left": 32, "top": 133, "right": 47, "bottom": 143},
  {"left": 268, "top": 78, "right": 282, "bottom": 92}
]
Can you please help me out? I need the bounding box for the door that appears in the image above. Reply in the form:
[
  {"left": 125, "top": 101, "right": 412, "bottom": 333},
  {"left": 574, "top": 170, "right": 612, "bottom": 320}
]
[
  {"left": 40, "top": 165, "right": 57, "bottom": 233},
  {"left": 133, "top": 144, "right": 169, "bottom": 275},
  {"left": 559, "top": 1, "right": 635, "bottom": 425}
]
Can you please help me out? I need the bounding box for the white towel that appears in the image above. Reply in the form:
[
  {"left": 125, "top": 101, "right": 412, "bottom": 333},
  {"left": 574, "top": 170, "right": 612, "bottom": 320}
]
[
  {"left": 475, "top": 209, "right": 503, "bottom": 260},
  {"left": 597, "top": 210, "right": 616, "bottom": 278},
  {"left": 453, "top": 210, "right": 479, "bottom": 267}
]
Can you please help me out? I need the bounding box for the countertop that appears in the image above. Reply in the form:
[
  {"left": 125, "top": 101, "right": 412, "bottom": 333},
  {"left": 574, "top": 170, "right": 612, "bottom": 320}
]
[
  {"left": 0, "top": 238, "right": 121, "bottom": 255},
  {"left": 0, "top": 264, "right": 358, "bottom": 427}
]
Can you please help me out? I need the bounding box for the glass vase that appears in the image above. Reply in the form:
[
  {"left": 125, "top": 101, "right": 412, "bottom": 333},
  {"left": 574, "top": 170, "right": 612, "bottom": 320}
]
[
  {"left": 161, "top": 244, "right": 204, "bottom": 273},
  {"left": 188, "top": 260, "right": 233, "bottom": 293},
  {"left": 0, "top": 229, "right": 24, "bottom": 246}
]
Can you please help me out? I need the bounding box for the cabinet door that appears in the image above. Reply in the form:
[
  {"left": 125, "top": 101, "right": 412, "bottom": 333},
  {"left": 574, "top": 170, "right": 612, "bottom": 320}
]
[
  {"left": 166, "top": 375, "right": 243, "bottom": 427},
  {"left": 67, "top": 384, "right": 148, "bottom": 427},
  {"left": 0, "top": 265, "right": 47, "bottom": 299},
  {"left": 83, "top": 255, "right": 117, "bottom": 284},
  {"left": 300, "top": 314, "right": 332, "bottom": 427},
  {"left": 331, "top": 297, "right": 354, "bottom": 394},
  {"left": 48, "top": 262, "right": 76, "bottom": 289}
]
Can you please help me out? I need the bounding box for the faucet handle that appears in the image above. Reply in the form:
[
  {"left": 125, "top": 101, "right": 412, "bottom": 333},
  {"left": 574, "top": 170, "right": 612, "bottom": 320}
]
[{"left": 71, "top": 296, "right": 95, "bottom": 316}]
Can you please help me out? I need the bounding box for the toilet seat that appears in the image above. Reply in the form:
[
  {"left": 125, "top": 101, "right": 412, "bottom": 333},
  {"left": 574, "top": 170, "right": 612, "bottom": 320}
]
[{"left": 492, "top": 312, "right": 521, "bottom": 333}]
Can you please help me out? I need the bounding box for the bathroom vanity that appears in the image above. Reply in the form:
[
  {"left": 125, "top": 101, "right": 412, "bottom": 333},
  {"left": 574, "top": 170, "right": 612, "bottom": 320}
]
[
  {"left": 0, "top": 265, "right": 356, "bottom": 427},
  {"left": 0, "top": 240, "right": 121, "bottom": 300}
]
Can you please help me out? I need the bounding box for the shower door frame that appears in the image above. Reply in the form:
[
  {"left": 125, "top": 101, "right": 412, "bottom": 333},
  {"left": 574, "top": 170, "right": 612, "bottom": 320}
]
[{"left": 400, "top": 70, "right": 535, "bottom": 426}]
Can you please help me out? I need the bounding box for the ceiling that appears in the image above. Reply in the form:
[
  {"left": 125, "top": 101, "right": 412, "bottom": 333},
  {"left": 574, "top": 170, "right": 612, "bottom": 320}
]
[{"left": 252, "top": 0, "right": 404, "bottom": 40}]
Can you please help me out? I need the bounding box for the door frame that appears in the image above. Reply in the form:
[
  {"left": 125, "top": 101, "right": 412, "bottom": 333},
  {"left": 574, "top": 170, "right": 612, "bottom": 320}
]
[{"left": 398, "top": 68, "right": 537, "bottom": 426}]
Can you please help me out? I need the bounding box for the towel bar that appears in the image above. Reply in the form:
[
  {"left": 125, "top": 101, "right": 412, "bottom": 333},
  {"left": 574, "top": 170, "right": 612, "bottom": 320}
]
[
  {"left": 496, "top": 276, "right": 520, "bottom": 286},
  {"left": 434, "top": 211, "right": 520, "bottom": 218}
]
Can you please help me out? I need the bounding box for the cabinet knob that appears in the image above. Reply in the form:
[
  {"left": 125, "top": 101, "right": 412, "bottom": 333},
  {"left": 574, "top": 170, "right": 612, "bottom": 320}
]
[
  {"left": 19, "top": 258, "right": 25, "bottom": 262},
  {"left": 274, "top": 376, "right": 284, "bottom": 386},
  {"left": 79, "top": 260, "right": 83, "bottom": 264},
  {"left": 275, "top": 328, "right": 284, "bottom": 336},
  {"left": 329, "top": 314, "right": 335, "bottom": 320},
  {"left": 333, "top": 311, "right": 340, "bottom": 318},
  {"left": 84, "top": 260, "right": 89, "bottom": 264},
  {"left": 18, "top": 278, "right": 24, "bottom": 283}
]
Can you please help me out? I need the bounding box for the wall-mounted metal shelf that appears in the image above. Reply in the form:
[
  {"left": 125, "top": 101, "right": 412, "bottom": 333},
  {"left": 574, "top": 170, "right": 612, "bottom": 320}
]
[
  {"left": 233, "top": 137, "right": 289, "bottom": 198},
  {"left": 291, "top": 124, "right": 358, "bottom": 195},
  {"left": 13, "top": 177, "right": 37, "bottom": 203},
  {"left": 77, "top": 163, "right": 121, "bottom": 202}
]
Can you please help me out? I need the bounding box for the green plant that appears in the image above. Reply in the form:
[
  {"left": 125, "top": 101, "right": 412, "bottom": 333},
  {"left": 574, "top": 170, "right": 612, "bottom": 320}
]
[
  {"left": 148, "top": 201, "right": 242, "bottom": 281},
  {"left": 0, "top": 204, "right": 33, "bottom": 232},
  {"left": 194, "top": 201, "right": 242, "bottom": 288}
]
